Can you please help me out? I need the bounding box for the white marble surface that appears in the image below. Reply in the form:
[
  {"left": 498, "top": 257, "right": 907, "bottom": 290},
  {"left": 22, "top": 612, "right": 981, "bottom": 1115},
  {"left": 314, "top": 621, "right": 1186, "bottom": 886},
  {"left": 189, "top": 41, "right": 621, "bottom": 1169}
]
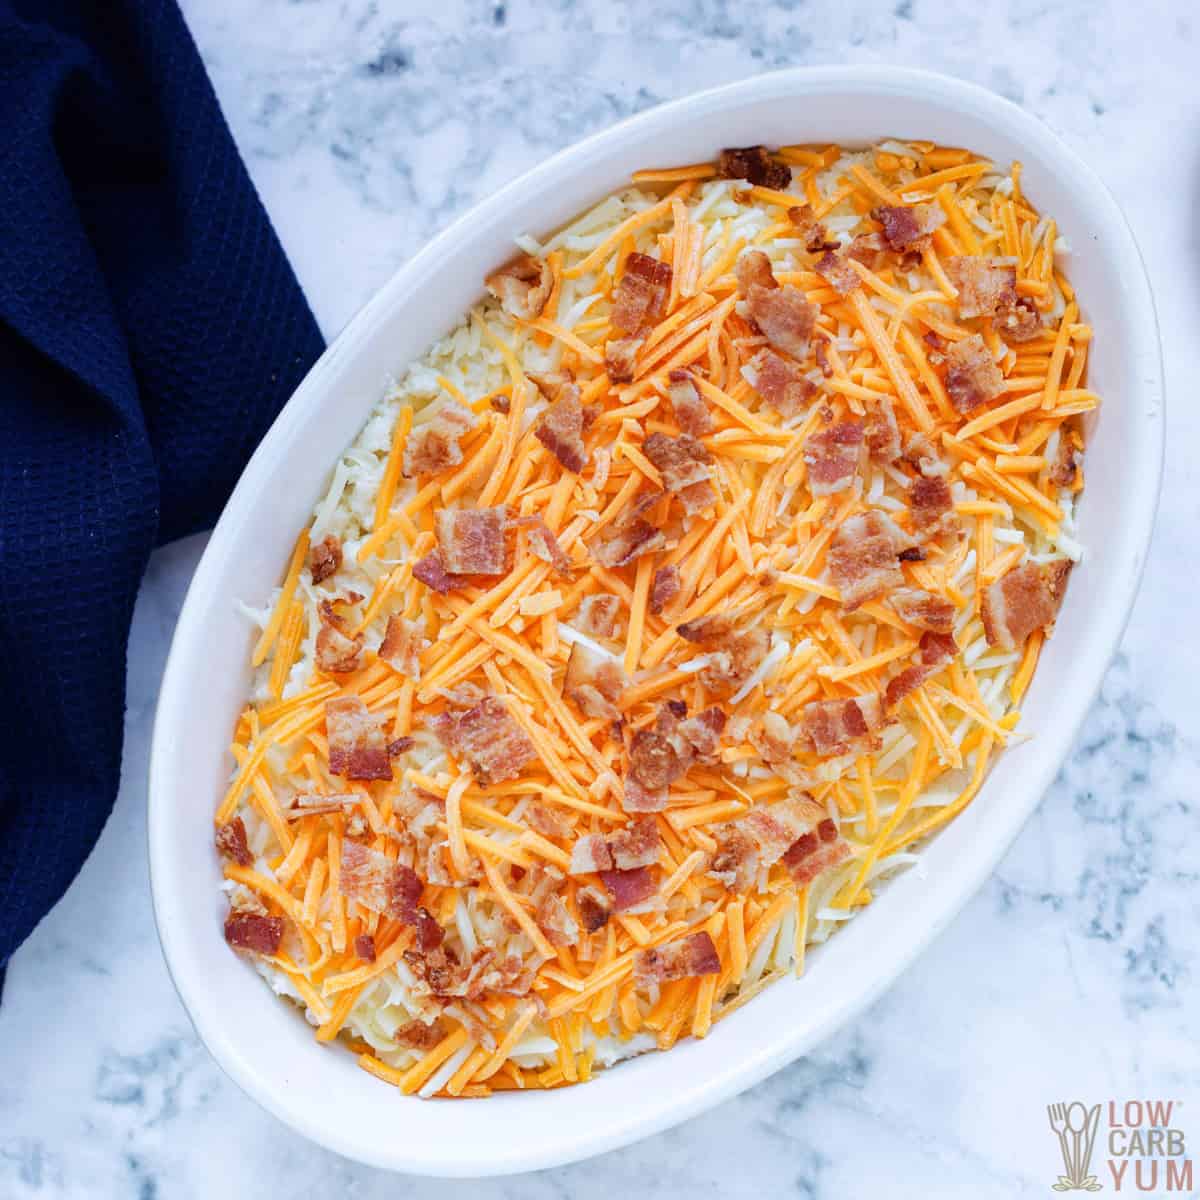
[{"left": 2, "top": 1, "right": 1198, "bottom": 1195}]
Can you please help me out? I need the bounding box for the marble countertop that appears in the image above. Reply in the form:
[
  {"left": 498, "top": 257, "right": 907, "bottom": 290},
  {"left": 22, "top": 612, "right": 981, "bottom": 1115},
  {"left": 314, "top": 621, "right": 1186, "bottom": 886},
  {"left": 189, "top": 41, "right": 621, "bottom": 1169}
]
[{"left": 2, "top": 1, "right": 1198, "bottom": 1195}]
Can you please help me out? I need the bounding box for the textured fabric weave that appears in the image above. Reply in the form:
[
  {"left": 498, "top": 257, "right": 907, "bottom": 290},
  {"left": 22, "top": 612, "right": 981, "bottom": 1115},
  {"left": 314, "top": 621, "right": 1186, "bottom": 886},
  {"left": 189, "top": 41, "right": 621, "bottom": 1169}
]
[{"left": 0, "top": 0, "right": 324, "bottom": 967}]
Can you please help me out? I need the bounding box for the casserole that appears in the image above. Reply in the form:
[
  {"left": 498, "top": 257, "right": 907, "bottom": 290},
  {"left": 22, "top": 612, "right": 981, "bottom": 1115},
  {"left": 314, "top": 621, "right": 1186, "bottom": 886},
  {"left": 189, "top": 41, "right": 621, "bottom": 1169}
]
[{"left": 149, "top": 65, "right": 1163, "bottom": 1175}]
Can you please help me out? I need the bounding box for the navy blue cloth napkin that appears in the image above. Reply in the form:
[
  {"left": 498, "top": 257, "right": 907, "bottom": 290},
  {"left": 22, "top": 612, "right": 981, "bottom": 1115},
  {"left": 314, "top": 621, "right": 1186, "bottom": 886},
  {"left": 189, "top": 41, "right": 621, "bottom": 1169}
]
[{"left": 0, "top": 0, "right": 324, "bottom": 981}]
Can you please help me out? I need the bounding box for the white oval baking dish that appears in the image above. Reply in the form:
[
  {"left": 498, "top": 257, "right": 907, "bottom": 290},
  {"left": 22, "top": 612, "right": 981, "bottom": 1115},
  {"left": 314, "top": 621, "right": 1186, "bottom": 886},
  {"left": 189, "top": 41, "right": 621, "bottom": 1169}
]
[{"left": 149, "top": 66, "right": 1163, "bottom": 1176}]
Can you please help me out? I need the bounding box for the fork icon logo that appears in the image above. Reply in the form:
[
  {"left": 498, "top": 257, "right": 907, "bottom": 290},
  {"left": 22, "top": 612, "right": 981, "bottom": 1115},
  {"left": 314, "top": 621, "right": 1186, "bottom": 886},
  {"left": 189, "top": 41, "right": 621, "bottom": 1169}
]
[{"left": 1048, "top": 1102, "right": 1104, "bottom": 1191}]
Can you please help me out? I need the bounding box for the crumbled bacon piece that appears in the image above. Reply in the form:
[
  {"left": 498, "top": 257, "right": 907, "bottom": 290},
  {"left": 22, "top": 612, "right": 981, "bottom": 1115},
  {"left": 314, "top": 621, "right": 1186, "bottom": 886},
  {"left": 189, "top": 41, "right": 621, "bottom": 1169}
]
[
  {"left": 309, "top": 534, "right": 342, "bottom": 584},
  {"left": 485, "top": 253, "right": 553, "bottom": 320},
  {"left": 340, "top": 841, "right": 422, "bottom": 918},
  {"left": 515, "top": 515, "right": 573, "bottom": 575},
  {"left": 735, "top": 249, "right": 778, "bottom": 294},
  {"left": 388, "top": 737, "right": 414, "bottom": 758},
  {"left": 564, "top": 641, "right": 626, "bottom": 721},
  {"left": 537, "top": 892, "right": 580, "bottom": 948},
  {"left": 718, "top": 145, "right": 791, "bottom": 190},
  {"left": 644, "top": 432, "right": 716, "bottom": 515},
  {"left": 395, "top": 1018, "right": 446, "bottom": 1050},
  {"left": 909, "top": 473, "right": 955, "bottom": 536},
  {"left": 598, "top": 865, "right": 658, "bottom": 912},
  {"left": 526, "top": 802, "right": 571, "bottom": 841},
  {"left": 668, "top": 368, "right": 713, "bottom": 436},
  {"left": 873, "top": 203, "right": 945, "bottom": 253},
  {"left": 944, "top": 333, "right": 1004, "bottom": 413},
  {"left": 788, "top": 204, "right": 836, "bottom": 252},
  {"left": 679, "top": 706, "right": 727, "bottom": 759},
  {"left": 828, "top": 510, "right": 915, "bottom": 609},
  {"left": 814, "top": 247, "right": 862, "bottom": 295},
  {"left": 378, "top": 613, "right": 424, "bottom": 678},
  {"left": 981, "top": 559, "right": 1071, "bottom": 652},
  {"left": 354, "top": 934, "right": 377, "bottom": 962},
  {"left": 801, "top": 694, "right": 887, "bottom": 757},
  {"left": 326, "top": 696, "right": 392, "bottom": 780},
  {"left": 650, "top": 564, "right": 680, "bottom": 615},
  {"left": 743, "top": 347, "right": 814, "bottom": 418},
  {"left": 215, "top": 817, "right": 252, "bottom": 866},
  {"left": 946, "top": 256, "right": 1018, "bottom": 319},
  {"left": 621, "top": 776, "right": 668, "bottom": 814},
  {"left": 611, "top": 252, "right": 671, "bottom": 335},
  {"left": 745, "top": 284, "right": 817, "bottom": 360},
  {"left": 887, "top": 587, "right": 955, "bottom": 633},
  {"left": 815, "top": 339, "right": 833, "bottom": 378},
  {"left": 996, "top": 295, "right": 1042, "bottom": 343},
  {"left": 710, "top": 793, "right": 831, "bottom": 892},
  {"left": 804, "top": 420, "right": 864, "bottom": 496},
  {"left": 781, "top": 816, "right": 850, "bottom": 884},
  {"left": 1049, "top": 433, "right": 1081, "bottom": 489},
  {"left": 428, "top": 696, "right": 537, "bottom": 784},
  {"left": 846, "top": 231, "right": 888, "bottom": 270},
  {"left": 315, "top": 603, "right": 364, "bottom": 674},
  {"left": 864, "top": 398, "right": 901, "bottom": 464},
  {"left": 435, "top": 506, "right": 508, "bottom": 575},
  {"left": 403, "top": 402, "right": 476, "bottom": 477},
  {"left": 677, "top": 613, "right": 769, "bottom": 697},
  {"left": 575, "top": 593, "right": 621, "bottom": 638},
  {"left": 628, "top": 725, "right": 686, "bottom": 791},
  {"left": 884, "top": 630, "right": 958, "bottom": 709},
  {"left": 605, "top": 335, "right": 643, "bottom": 383},
  {"left": 288, "top": 791, "right": 359, "bottom": 818},
  {"left": 593, "top": 510, "right": 665, "bottom": 568},
  {"left": 608, "top": 818, "right": 662, "bottom": 870},
  {"left": 904, "top": 430, "right": 948, "bottom": 478},
  {"left": 412, "top": 551, "right": 460, "bottom": 595},
  {"left": 576, "top": 885, "right": 611, "bottom": 933},
  {"left": 633, "top": 930, "right": 720, "bottom": 986},
  {"left": 224, "top": 912, "right": 283, "bottom": 956},
  {"left": 749, "top": 710, "right": 793, "bottom": 767},
  {"left": 534, "top": 383, "right": 591, "bottom": 473}
]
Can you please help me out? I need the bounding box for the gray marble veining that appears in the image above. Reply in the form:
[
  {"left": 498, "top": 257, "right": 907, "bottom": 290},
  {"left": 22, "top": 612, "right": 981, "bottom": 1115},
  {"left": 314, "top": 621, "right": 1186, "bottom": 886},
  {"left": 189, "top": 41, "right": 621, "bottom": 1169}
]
[{"left": 2, "top": 1, "right": 1197, "bottom": 1195}]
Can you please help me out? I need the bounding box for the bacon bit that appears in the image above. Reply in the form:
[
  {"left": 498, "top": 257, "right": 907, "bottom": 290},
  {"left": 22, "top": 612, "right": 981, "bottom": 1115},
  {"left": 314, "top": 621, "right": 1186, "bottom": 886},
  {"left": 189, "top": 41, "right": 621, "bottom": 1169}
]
[
  {"left": 309, "top": 534, "right": 342, "bottom": 584},
  {"left": 1049, "top": 434, "right": 1081, "bottom": 488},
  {"left": 676, "top": 613, "right": 769, "bottom": 697},
  {"left": 428, "top": 696, "right": 537, "bottom": 785},
  {"left": 215, "top": 816, "right": 252, "bottom": 866},
  {"left": 326, "top": 696, "right": 392, "bottom": 780},
  {"left": 598, "top": 865, "right": 658, "bottom": 912},
  {"left": 628, "top": 724, "right": 686, "bottom": 791},
  {"left": 749, "top": 710, "right": 793, "bottom": 766},
  {"left": 593, "top": 508, "right": 665, "bottom": 569},
  {"left": 340, "top": 840, "right": 423, "bottom": 918},
  {"left": 996, "top": 295, "right": 1042, "bottom": 343},
  {"left": 946, "top": 256, "right": 1018, "bottom": 320},
  {"left": 943, "top": 333, "right": 1004, "bottom": 414},
  {"left": 605, "top": 335, "right": 643, "bottom": 384},
  {"left": 611, "top": 252, "right": 672, "bottom": 335},
  {"left": 884, "top": 630, "right": 958, "bottom": 708},
  {"left": 388, "top": 737, "right": 415, "bottom": 757},
  {"left": 514, "top": 515, "right": 573, "bottom": 575},
  {"left": 743, "top": 347, "right": 815, "bottom": 418},
  {"left": 576, "top": 593, "right": 621, "bottom": 638},
  {"left": 315, "top": 602, "right": 364, "bottom": 674},
  {"left": 781, "top": 817, "right": 850, "bottom": 884},
  {"left": 403, "top": 402, "right": 476, "bottom": 477},
  {"left": 788, "top": 204, "right": 836, "bottom": 253},
  {"left": 485, "top": 253, "right": 553, "bottom": 320},
  {"left": 919, "top": 630, "right": 957, "bottom": 666},
  {"left": 650, "top": 564, "right": 681, "bottom": 615},
  {"left": 378, "top": 614, "right": 425, "bottom": 678},
  {"left": 526, "top": 802, "right": 571, "bottom": 841},
  {"left": 633, "top": 930, "right": 720, "bottom": 986},
  {"left": 904, "top": 431, "right": 948, "bottom": 478},
  {"left": 412, "top": 551, "right": 461, "bottom": 595},
  {"left": 804, "top": 421, "right": 864, "bottom": 496},
  {"left": 887, "top": 587, "right": 955, "bottom": 633},
  {"left": 884, "top": 664, "right": 927, "bottom": 709},
  {"left": 745, "top": 283, "right": 817, "bottom": 360},
  {"left": 908, "top": 474, "right": 955, "bottom": 537},
  {"left": 404, "top": 945, "right": 515, "bottom": 1000},
  {"left": 814, "top": 247, "right": 862, "bottom": 296},
  {"left": 801, "top": 694, "right": 887, "bottom": 756},
  {"left": 679, "top": 705, "right": 727, "bottom": 759},
  {"left": 564, "top": 641, "right": 626, "bottom": 720},
  {"left": 710, "top": 792, "right": 832, "bottom": 891},
  {"left": 395, "top": 1018, "right": 447, "bottom": 1050},
  {"left": 224, "top": 912, "right": 283, "bottom": 956},
  {"left": 534, "top": 383, "right": 592, "bottom": 473},
  {"left": 981, "top": 559, "right": 1071, "bottom": 652},
  {"left": 828, "top": 510, "right": 915, "bottom": 610},
  {"left": 573, "top": 818, "right": 661, "bottom": 874},
  {"left": 435, "top": 506, "right": 509, "bottom": 575},
  {"left": 537, "top": 892, "right": 580, "bottom": 948},
  {"left": 621, "top": 776, "right": 668, "bottom": 814},
  {"left": 847, "top": 232, "right": 889, "bottom": 270},
  {"left": 814, "top": 339, "right": 833, "bottom": 379},
  {"left": 873, "top": 203, "right": 945, "bottom": 253},
  {"left": 864, "top": 398, "right": 901, "bottom": 464},
  {"left": 410, "top": 905, "right": 446, "bottom": 953},
  {"left": 355, "top": 934, "right": 377, "bottom": 962},
  {"left": 288, "top": 791, "right": 359, "bottom": 818},
  {"left": 643, "top": 432, "right": 716, "bottom": 515},
  {"left": 576, "top": 885, "right": 612, "bottom": 932},
  {"left": 719, "top": 145, "right": 791, "bottom": 189},
  {"left": 668, "top": 368, "right": 713, "bottom": 436},
  {"left": 735, "top": 249, "right": 779, "bottom": 294}
]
